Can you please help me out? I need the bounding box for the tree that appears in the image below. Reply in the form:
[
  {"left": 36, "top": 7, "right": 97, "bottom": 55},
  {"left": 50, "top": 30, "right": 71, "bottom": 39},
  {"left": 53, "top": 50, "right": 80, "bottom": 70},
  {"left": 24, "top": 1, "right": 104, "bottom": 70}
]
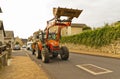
[
  {"left": 15, "top": 41, "right": 19, "bottom": 45},
  {"left": 83, "top": 26, "right": 92, "bottom": 30}
]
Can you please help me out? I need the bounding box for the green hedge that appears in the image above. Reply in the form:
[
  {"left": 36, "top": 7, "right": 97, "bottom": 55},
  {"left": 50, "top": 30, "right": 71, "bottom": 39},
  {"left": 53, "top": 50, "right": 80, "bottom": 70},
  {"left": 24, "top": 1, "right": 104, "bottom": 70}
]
[{"left": 61, "top": 23, "right": 120, "bottom": 48}]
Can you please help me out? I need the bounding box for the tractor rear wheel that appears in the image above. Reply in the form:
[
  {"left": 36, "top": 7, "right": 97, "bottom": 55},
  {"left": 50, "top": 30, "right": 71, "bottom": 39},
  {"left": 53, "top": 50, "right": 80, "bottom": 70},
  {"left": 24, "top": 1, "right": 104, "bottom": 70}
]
[
  {"left": 60, "top": 46, "right": 69, "bottom": 60},
  {"left": 35, "top": 44, "right": 41, "bottom": 59},
  {"left": 41, "top": 48, "right": 49, "bottom": 63}
]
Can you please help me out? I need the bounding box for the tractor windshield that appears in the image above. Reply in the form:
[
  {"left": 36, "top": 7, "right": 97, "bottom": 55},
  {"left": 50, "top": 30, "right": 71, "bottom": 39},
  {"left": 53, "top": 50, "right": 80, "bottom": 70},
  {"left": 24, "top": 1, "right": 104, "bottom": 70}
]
[{"left": 48, "top": 33, "right": 56, "bottom": 40}]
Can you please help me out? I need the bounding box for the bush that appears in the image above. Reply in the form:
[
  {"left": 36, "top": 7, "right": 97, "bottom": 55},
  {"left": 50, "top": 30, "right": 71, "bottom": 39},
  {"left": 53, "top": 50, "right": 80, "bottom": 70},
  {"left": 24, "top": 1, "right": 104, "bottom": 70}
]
[{"left": 61, "top": 23, "right": 120, "bottom": 48}]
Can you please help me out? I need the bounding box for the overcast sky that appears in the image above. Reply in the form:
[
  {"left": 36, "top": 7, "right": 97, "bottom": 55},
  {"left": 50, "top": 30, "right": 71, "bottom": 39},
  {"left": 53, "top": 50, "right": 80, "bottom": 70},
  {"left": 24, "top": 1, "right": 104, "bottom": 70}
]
[{"left": 0, "top": 0, "right": 120, "bottom": 38}]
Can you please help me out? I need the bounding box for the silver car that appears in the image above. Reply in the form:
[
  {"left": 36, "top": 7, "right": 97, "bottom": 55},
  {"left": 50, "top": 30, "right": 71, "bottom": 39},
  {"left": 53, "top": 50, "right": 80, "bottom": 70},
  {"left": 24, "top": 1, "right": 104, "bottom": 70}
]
[{"left": 13, "top": 45, "right": 21, "bottom": 50}]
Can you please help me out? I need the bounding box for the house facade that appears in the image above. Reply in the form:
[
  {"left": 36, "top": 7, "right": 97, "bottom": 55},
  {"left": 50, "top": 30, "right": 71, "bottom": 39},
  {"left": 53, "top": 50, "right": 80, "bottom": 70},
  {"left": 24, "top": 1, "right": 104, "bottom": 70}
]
[
  {"left": 14, "top": 37, "right": 24, "bottom": 46},
  {"left": 4, "top": 31, "right": 14, "bottom": 48},
  {"left": 0, "top": 20, "right": 6, "bottom": 44},
  {"left": 49, "top": 23, "right": 86, "bottom": 36},
  {"left": 21, "top": 39, "right": 27, "bottom": 45}
]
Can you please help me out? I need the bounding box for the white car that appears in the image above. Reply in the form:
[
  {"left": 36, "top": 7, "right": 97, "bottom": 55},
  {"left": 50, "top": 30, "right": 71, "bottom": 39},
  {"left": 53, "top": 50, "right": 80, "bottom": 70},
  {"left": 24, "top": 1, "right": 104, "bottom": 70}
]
[
  {"left": 13, "top": 44, "right": 21, "bottom": 50},
  {"left": 22, "top": 45, "right": 26, "bottom": 48},
  {"left": 26, "top": 42, "right": 33, "bottom": 50}
]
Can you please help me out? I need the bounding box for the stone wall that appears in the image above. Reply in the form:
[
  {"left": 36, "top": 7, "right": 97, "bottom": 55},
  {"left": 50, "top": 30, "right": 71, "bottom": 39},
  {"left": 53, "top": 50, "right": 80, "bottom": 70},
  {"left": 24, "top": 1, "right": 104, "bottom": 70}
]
[{"left": 62, "top": 39, "right": 120, "bottom": 54}]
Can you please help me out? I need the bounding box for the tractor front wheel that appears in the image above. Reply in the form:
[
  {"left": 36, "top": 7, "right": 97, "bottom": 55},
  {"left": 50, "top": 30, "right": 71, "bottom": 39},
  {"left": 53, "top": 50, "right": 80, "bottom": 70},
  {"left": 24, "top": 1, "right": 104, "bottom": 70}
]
[
  {"left": 60, "top": 46, "right": 69, "bottom": 60},
  {"left": 41, "top": 48, "right": 49, "bottom": 63},
  {"left": 35, "top": 44, "right": 41, "bottom": 59}
]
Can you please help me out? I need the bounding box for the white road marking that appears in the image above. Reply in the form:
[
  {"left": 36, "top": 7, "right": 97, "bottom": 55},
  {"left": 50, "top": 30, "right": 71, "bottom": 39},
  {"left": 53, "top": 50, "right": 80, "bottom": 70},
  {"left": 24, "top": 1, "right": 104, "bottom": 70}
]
[{"left": 76, "top": 64, "right": 113, "bottom": 75}]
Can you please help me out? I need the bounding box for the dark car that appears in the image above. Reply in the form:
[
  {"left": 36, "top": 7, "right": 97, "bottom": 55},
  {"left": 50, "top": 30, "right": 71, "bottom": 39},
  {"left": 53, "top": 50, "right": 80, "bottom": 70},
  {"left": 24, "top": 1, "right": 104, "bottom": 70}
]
[{"left": 13, "top": 45, "right": 21, "bottom": 50}]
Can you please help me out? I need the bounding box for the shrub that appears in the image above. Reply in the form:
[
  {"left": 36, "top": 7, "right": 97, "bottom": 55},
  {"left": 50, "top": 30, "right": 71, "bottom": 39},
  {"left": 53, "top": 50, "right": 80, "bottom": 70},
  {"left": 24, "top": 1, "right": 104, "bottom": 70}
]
[{"left": 61, "top": 23, "right": 120, "bottom": 48}]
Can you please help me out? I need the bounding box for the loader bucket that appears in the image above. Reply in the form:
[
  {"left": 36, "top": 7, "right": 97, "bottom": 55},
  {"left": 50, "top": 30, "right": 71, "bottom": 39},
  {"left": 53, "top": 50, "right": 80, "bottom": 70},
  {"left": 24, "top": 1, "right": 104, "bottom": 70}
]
[{"left": 53, "top": 7, "right": 83, "bottom": 19}]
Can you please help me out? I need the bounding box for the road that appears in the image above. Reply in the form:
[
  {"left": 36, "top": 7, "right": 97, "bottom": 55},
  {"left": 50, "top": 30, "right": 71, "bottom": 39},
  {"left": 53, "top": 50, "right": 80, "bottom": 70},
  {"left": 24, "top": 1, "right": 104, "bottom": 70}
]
[{"left": 17, "top": 49, "right": 120, "bottom": 79}]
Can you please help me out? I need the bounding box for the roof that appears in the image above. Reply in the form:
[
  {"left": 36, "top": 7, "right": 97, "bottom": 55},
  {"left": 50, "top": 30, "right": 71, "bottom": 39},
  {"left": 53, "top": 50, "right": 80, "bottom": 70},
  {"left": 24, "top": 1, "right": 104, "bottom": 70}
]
[
  {"left": 71, "top": 23, "right": 87, "bottom": 28},
  {"left": 5, "top": 31, "right": 14, "bottom": 38},
  {"left": 22, "top": 39, "right": 27, "bottom": 44},
  {"left": 0, "top": 20, "right": 6, "bottom": 36},
  {"left": 0, "top": 7, "right": 2, "bottom": 13}
]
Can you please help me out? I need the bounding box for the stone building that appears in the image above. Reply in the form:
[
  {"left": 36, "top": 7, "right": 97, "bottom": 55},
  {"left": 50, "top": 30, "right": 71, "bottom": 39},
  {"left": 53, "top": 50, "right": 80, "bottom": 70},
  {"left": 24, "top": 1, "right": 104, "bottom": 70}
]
[
  {"left": 0, "top": 8, "right": 5, "bottom": 44},
  {"left": 14, "top": 37, "right": 24, "bottom": 46},
  {"left": 4, "top": 31, "right": 14, "bottom": 48},
  {"left": 49, "top": 23, "right": 86, "bottom": 36},
  {"left": 0, "top": 20, "right": 6, "bottom": 44},
  {"left": 21, "top": 39, "right": 27, "bottom": 45}
]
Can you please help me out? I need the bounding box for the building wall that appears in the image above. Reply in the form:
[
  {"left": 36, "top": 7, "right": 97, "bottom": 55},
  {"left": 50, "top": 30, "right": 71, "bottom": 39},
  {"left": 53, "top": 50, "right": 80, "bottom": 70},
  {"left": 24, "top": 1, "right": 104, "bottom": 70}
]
[
  {"left": 0, "top": 8, "right": 4, "bottom": 44},
  {"left": 61, "top": 26, "right": 83, "bottom": 36},
  {"left": 67, "top": 27, "right": 71, "bottom": 35},
  {"left": 0, "top": 30, "right": 4, "bottom": 43},
  {"left": 47, "top": 24, "right": 84, "bottom": 36},
  {"left": 61, "top": 27, "right": 67, "bottom": 36},
  {"left": 49, "top": 26, "right": 69, "bottom": 36},
  {"left": 4, "top": 31, "right": 15, "bottom": 48},
  {"left": 14, "top": 37, "right": 23, "bottom": 46},
  {"left": 71, "top": 26, "right": 82, "bottom": 35},
  {"left": 49, "top": 26, "right": 58, "bottom": 33},
  {"left": 4, "top": 38, "right": 14, "bottom": 48}
]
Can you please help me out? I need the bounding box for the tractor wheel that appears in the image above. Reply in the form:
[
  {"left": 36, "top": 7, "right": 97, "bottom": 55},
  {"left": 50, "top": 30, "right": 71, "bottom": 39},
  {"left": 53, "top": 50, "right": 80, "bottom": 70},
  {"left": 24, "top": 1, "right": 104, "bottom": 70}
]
[
  {"left": 35, "top": 44, "right": 41, "bottom": 59},
  {"left": 60, "top": 46, "right": 69, "bottom": 60},
  {"left": 41, "top": 48, "right": 49, "bottom": 63},
  {"left": 32, "top": 49, "right": 35, "bottom": 55},
  {"left": 52, "top": 53, "right": 58, "bottom": 58}
]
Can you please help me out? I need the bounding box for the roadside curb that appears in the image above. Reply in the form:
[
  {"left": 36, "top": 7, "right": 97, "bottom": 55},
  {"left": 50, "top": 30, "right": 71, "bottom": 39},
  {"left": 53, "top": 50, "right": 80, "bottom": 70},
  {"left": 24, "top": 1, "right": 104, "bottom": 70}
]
[{"left": 70, "top": 49, "right": 120, "bottom": 60}]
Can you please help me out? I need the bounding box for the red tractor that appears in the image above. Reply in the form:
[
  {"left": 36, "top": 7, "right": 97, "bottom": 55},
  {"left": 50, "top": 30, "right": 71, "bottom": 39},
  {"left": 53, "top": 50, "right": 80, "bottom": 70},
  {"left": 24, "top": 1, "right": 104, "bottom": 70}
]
[{"left": 32, "top": 7, "right": 82, "bottom": 63}]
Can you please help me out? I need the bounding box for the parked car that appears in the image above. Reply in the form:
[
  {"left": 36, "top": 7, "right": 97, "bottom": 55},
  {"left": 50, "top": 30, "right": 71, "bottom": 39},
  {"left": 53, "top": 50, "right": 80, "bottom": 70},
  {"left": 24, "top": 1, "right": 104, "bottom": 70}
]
[
  {"left": 26, "top": 42, "right": 33, "bottom": 50},
  {"left": 22, "top": 45, "right": 26, "bottom": 48},
  {"left": 13, "top": 44, "right": 21, "bottom": 50}
]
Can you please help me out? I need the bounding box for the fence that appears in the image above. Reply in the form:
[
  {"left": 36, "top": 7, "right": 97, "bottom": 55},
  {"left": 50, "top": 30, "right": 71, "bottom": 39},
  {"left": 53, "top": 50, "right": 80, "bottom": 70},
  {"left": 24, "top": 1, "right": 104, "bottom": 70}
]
[{"left": 0, "top": 45, "right": 12, "bottom": 69}]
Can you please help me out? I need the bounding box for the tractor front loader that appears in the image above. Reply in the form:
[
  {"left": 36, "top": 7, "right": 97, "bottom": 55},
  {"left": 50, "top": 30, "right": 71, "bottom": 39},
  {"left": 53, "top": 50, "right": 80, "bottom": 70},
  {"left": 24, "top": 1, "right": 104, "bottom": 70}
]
[{"left": 32, "top": 7, "right": 82, "bottom": 63}]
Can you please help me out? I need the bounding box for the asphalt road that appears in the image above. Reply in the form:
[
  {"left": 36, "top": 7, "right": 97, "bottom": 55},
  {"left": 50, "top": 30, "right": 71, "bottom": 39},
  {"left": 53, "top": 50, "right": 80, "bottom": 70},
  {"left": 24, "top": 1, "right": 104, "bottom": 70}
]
[{"left": 19, "top": 49, "right": 120, "bottom": 79}]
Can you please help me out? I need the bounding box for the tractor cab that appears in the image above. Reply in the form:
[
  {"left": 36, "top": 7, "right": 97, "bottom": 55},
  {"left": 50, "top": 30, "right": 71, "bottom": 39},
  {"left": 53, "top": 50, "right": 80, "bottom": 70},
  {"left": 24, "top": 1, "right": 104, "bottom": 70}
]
[
  {"left": 48, "top": 32, "right": 56, "bottom": 40},
  {"left": 38, "top": 31, "right": 57, "bottom": 43}
]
